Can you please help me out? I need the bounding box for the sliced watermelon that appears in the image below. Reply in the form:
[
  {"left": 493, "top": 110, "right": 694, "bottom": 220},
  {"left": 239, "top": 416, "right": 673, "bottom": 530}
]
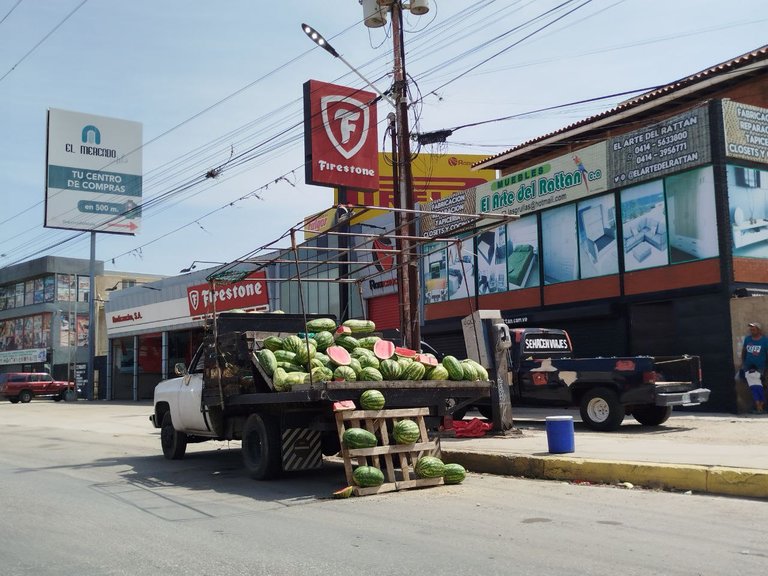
[
  {"left": 416, "top": 353, "right": 439, "bottom": 367},
  {"left": 373, "top": 339, "right": 396, "bottom": 360},
  {"left": 395, "top": 346, "right": 418, "bottom": 359},
  {"left": 326, "top": 345, "right": 352, "bottom": 366},
  {"left": 335, "top": 325, "right": 352, "bottom": 337}
]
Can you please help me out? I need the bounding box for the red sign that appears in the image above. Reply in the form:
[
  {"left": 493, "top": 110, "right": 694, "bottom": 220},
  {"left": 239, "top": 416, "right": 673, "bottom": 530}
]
[
  {"left": 304, "top": 79, "right": 379, "bottom": 191},
  {"left": 186, "top": 272, "right": 269, "bottom": 317}
]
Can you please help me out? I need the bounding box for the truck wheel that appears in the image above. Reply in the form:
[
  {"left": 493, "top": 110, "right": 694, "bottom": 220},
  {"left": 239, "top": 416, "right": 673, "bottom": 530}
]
[
  {"left": 9, "top": 397, "right": 19, "bottom": 404},
  {"left": 161, "top": 413, "right": 187, "bottom": 460},
  {"left": 477, "top": 405, "right": 493, "bottom": 420},
  {"left": 580, "top": 388, "right": 624, "bottom": 431},
  {"left": 632, "top": 405, "right": 672, "bottom": 426},
  {"left": 242, "top": 413, "right": 281, "bottom": 480},
  {"left": 18, "top": 390, "right": 33, "bottom": 404},
  {"left": 53, "top": 395, "right": 63, "bottom": 402}
]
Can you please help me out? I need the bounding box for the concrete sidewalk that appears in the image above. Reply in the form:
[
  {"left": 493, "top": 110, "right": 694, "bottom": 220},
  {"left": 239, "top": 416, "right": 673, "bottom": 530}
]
[{"left": 440, "top": 408, "right": 768, "bottom": 499}]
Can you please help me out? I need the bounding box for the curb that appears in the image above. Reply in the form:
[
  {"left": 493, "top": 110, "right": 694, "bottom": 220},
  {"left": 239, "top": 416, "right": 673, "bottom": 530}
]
[{"left": 441, "top": 450, "right": 768, "bottom": 499}]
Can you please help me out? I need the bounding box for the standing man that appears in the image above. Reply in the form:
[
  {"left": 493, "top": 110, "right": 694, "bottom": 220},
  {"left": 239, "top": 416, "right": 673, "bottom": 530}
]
[{"left": 741, "top": 322, "right": 768, "bottom": 414}]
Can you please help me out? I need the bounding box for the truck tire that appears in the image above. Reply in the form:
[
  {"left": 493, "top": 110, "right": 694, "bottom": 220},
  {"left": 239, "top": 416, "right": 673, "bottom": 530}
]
[
  {"left": 161, "top": 413, "right": 187, "bottom": 460},
  {"left": 242, "top": 413, "right": 281, "bottom": 480},
  {"left": 632, "top": 405, "right": 672, "bottom": 426},
  {"left": 18, "top": 389, "right": 33, "bottom": 404},
  {"left": 8, "top": 397, "right": 19, "bottom": 404},
  {"left": 580, "top": 388, "right": 624, "bottom": 431}
]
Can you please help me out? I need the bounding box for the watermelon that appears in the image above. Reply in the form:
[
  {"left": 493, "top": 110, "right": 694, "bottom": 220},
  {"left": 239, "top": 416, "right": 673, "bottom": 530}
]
[
  {"left": 358, "top": 354, "right": 380, "bottom": 370},
  {"left": 426, "top": 365, "right": 449, "bottom": 380},
  {"left": 343, "top": 319, "right": 376, "bottom": 334},
  {"left": 463, "top": 359, "right": 489, "bottom": 381},
  {"left": 262, "top": 336, "right": 283, "bottom": 351},
  {"left": 333, "top": 365, "right": 357, "bottom": 381},
  {"left": 373, "top": 339, "right": 396, "bottom": 360},
  {"left": 314, "top": 352, "right": 331, "bottom": 366},
  {"left": 335, "top": 335, "right": 360, "bottom": 352},
  {"left": 272, "top": 368, "right": 292, "bottom": 391},
  {"left": 343, "top": 428, "right": 377, "bottom": 449},
  {"left": 333, "top": 486, "right": 355, "bottom": 499},
  {"left": 348, "top": 357, "right": 363, "bottom": 375},
  {"left": 360, "top": 389, "right": 385, "bottom": 410},
  {"left": 415, "top": 456, "right": 445, "bottom": 479},
  {"left": 326, "top": 346, "right": 352, "bottom": 366},
  {"left": 442, "top": 355, "right": 465, "bottom": 381},
  {"left": 397, "top": 357, "right": 414, "bottom": 371},
  {"left": 335, "top": 325, "right": 353, "bottom": 336},
  {"left": 393, "top": 419, "right": 421, "bottom": 444},
  {"left": 282, "top": 335, "right": 304, "bottom": 355},
  {"left": 461, "top": 362, "right": 478, "bottom": 381},
  {"left": 359, "top": 367, "right": 384, "bottom": 382},
  {"left": 351, "top": 347, "right": 376, "bottom": 361},
  {"left": 310, "top": 358, "right": 325, "bottom": 369},
  {"left": 357, "top": 336, "right": 381, "bottom": 350},
  {"left": 314, "top": 331, "right": 335, "bottom": 351},
  {"left": 352, "top": 465, "right": 385, "bottom": 487},
  {"left": 417, "top": 353, "right": 439, "bottom": 367},
  {"left": 443, "top": 463, "right": 466, "bottom": 484},
  {"left": 294, "top": 340, "right": 317, "bottom": 366},
  {"left": 379, "top": 359, "right": 402, "bottom": 380},
  {"left": 395, "top": 346, "right": 418, "bottom": 359},
  {"left": 306, "top": 317, "right": 337, "bottom": 332},
  {"left": 256, "top": 349, "right": 277, "bottom": 376},
  {"left": 273, "top": 350, "right": 298, "bottom": 363},
  {"left": 277, "top": 361, "right": 305, "bottom": 373},
  {"left": 402, "top": 361, "right": 426, "bottom": 381},
  {"left": 309, "top": 366, "right": 334, "bottom": 382}
]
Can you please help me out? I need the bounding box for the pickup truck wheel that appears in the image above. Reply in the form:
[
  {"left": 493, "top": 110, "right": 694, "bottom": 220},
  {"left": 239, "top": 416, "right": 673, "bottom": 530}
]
[
  {"left": 580, "top": 388, "right": 624, "bottom": 431},
  {"left": 242, "top": 413, "right": 281, "bottom": 480},
  {"left": 9, "top": 397, "right": 19, "bottom": 404},
  {"left": 477, "top": 405, "right": 493, "bottom": 420},
  {"left": 18, "top": 390, "right": 33, "bottom": 404},
  {"left": 632, "top": 405, "right": 672, "bottom": 426},
  {"left": 161, "top": 413, "right": 187, "bottom": 460}
]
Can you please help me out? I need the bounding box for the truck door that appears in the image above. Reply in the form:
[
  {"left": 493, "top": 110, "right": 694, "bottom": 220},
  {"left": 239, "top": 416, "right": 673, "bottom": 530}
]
[{"left": 177, "top": 347, "right": 210, "bottom": 433}]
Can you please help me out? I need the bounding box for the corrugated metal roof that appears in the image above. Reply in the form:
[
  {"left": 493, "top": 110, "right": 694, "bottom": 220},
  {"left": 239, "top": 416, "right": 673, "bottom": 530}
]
[{"left": 474, "top": 44, "right": 768, "bottom": 170}]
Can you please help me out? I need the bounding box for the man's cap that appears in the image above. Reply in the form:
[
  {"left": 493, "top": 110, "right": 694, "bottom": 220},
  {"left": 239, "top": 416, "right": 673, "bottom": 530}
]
[{"left": 749, "top": 322, "right": 762, "bottom": 330}]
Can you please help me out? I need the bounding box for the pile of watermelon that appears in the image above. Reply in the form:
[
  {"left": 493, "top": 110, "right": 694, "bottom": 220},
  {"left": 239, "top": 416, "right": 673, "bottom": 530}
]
[{"left": 255, "top": 317, "right": 490, "bottom": 392}]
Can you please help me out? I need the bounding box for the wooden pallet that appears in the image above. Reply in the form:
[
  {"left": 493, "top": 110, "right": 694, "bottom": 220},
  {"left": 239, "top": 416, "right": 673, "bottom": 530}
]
[{"left": 334, "top": 406, "right": 443, "bottom": 496}]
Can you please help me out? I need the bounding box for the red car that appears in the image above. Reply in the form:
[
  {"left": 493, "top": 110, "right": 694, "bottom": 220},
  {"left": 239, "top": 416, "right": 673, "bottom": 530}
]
[{"left": 0, "top": 372, "right": 77, "bottom": 403}]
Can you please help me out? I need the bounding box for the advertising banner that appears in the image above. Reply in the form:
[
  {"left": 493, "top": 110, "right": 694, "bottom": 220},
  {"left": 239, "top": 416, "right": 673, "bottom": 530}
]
[
  {"left": 420, "top": 188, "right": 477, "bottom": 239},
  {"left": 473, "top": 142, "right": 608, "bottom": 220},
  {"left": 46, "top": 109, "right": 143, "bottom": 234},
  {"left": 609, "top": 104, "right": 710, "bottom": 186},
  {"left": 723, "top": 100, "right": 768, "bottom": 164},
  {"left": 357, "top": 212, "right": 399, "bottom": 299},
  {"left": 303, "top": 80, "right": 378, "bottom": 191},
  {"left": 186, "top": 272, "right": 269, "bottom": 318},
  {"left": 0, "top": 348, "right": 46, "bottom": 366}
]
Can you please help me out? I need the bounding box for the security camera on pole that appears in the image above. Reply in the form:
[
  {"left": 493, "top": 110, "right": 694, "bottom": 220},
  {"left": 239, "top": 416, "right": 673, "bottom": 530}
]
[{"left": 361, "top": 0, "right": 429, "bottom": 351}]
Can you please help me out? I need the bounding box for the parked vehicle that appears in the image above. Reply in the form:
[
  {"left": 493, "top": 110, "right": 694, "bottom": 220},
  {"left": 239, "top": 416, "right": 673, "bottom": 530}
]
[
  {"left": 0, "top": 372, "right": 78, "bottom": 403},
  {"left": 150, "top": 312, "right": 492, "bottom": 479},
  {"left": 462, "top": 311, "right": 710, "bottom": 431}
]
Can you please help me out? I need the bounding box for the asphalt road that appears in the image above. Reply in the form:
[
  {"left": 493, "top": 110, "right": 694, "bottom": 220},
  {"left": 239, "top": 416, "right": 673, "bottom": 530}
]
[{"left": 0, "top": 401, "right": 766, "bottom": 576}]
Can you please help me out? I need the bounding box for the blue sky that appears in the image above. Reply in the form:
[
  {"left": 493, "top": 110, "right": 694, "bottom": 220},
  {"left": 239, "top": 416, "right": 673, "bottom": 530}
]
[{"left": 0, "top": 0, "right": 765, "bottom": 276}]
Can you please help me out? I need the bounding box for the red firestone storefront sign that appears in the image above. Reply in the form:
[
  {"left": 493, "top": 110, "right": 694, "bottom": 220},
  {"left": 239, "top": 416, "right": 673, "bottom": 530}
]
[
  {"left": 303, "top": 79, "right": 379, "bottom": 191},
  {"left": 186, "top": 272, "right": 269, "bottom": 317}
]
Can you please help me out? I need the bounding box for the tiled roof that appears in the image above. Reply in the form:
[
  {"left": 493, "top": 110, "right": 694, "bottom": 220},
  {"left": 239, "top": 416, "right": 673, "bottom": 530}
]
[{"left": 475, "top": 44, "right": 768, "bottom": 170}]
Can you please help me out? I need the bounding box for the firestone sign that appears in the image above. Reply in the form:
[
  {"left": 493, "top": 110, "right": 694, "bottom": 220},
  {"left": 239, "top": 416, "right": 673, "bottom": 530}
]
[
  {"left": 186, "top": 272, "right": 269, "bottom": 317},
  {"left": 303, "top": 79, "right": 379, "bottom": 191}
]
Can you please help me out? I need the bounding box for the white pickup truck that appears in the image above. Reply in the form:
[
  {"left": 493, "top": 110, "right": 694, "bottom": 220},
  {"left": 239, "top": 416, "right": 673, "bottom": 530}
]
[{"left": 150, "top": 312, "right": 493, "bottom": 479}]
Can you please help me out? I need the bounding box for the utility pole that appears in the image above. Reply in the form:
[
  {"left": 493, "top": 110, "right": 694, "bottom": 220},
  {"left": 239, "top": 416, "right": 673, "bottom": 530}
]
[{"left": 390, "top": 2, "right": 421, "bottom": 351}]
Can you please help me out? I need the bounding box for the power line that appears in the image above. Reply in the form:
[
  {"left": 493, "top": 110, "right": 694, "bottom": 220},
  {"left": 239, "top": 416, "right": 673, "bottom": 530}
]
[{"left": 0, "top": 0, "right": 23, "bottom": 25}]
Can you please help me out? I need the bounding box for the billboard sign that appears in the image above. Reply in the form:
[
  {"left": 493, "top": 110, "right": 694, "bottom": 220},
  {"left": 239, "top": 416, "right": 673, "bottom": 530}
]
[
  {"left": 473, "top": 142, "right": 608, "bottom": 220},
  {"left": 608, "top": 104, "right": 710, "bottom": 186},
  {"left": 722, "top": 100, "right": 768, "bottom": 163},
  {"left": 46, "top": 109, "right": 143, "bottom": 234},
  {"left": 186, "top": 272, "right": 269, "bottom": 318},
  {"left": 303, "top": 80, "right": 378, "bottom": 191}
]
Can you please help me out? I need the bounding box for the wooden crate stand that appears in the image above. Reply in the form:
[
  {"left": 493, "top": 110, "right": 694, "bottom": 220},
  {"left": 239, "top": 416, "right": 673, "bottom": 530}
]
[{"left": 334, "top": 407, "right": 443, "bottom": 496}]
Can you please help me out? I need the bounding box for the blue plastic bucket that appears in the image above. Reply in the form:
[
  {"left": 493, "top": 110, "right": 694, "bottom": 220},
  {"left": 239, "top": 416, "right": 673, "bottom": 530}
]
[{"left": 545, "top": 416, "right": 575, "bottom": 454}]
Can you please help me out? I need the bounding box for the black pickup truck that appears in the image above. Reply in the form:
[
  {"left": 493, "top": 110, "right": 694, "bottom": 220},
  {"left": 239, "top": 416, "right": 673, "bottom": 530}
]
[{"left": 462, "top": 315, "right": 710, "bottom": 431}]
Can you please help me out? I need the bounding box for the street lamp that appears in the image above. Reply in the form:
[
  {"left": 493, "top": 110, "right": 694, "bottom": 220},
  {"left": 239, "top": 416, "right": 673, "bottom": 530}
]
[
  {"left": 179, "top": 260, "right": 226, "bottom": 273},
  {"left": 301, "top": 24, "right": 395, "bottom": 107}
]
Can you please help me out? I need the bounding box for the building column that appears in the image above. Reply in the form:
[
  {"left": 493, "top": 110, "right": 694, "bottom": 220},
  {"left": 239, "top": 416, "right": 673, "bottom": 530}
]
[
  {"left": 161, "top": 331, "right": 168, "bottom": 381},
  {"left": 132, "top": 335, "right": 138, "bottom": 401},
  {"left": 106, "top": 340, "right": 112, "bottom": 400}
]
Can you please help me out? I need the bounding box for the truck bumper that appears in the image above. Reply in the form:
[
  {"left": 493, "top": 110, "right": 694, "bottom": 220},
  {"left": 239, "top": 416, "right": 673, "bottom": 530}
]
[
  {"left": 656, "top": 387, "right": 711, "bottom": 407},
  {"left": 149, "top": 414, "right": 157, "bottom": 427}
]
